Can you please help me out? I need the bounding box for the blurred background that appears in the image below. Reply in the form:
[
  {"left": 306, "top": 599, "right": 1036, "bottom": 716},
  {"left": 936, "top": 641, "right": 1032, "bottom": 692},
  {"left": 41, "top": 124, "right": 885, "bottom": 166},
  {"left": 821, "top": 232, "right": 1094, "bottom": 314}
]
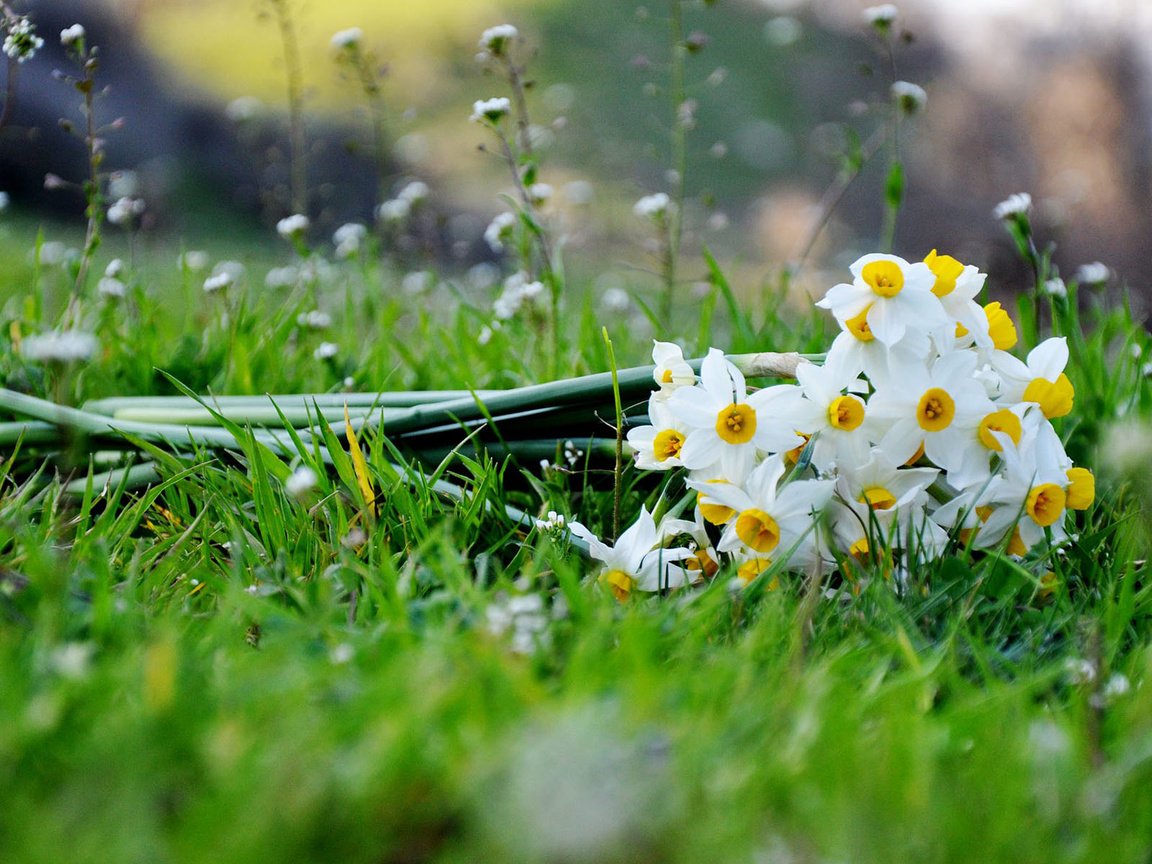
[{"left": 3, "top": 0, "right": 1150, "bottom": 307}]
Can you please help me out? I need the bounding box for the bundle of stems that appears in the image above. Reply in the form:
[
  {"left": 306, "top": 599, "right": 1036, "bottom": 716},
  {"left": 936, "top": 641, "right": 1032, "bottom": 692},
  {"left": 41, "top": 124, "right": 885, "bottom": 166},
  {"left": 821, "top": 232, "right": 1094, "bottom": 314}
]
[{"left": 0, "top": 351, "right": 807, "bottom": 531}]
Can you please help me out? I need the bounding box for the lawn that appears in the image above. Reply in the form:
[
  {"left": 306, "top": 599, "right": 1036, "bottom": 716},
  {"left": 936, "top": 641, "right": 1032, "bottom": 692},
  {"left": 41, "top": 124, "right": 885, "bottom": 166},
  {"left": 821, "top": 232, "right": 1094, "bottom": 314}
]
[{"left": 2, "top": 4, "right": 1152, "bottom": 863}]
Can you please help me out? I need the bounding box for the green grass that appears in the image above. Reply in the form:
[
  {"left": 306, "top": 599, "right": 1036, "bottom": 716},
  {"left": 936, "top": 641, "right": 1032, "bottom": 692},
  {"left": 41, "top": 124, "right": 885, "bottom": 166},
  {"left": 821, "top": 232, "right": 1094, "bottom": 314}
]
[
  {"left": 3, "top": 5, "right": 1152, "bottom": 860},
  {"left": 1, "top": 209, "right": 1151, "bottom": 862}
]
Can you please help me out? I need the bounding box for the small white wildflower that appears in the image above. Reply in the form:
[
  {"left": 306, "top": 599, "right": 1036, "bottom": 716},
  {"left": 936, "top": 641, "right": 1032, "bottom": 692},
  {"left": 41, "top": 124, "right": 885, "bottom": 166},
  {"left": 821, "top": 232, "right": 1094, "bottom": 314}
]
[
  {"left": 284, "top": 465, "right": 319, "bottom": 500},
  {"left": 276, "top": 213, "right": 310, "bottom": 239},
  {"left": 314, "top": 341, "right": 339, "bottom": 361},
  {"left": 333, "top": 222, "right": 367, "bottom": 258},
  {"left": 527, "top": 183, "right": 553, "bottom": 206},
  {"left": 179, "top": 250, "right": 210, "bottom": 272},
  {"left": 21, "top": 330, "right": 98, "bottom": 363},
  {"left": 97, "top": 276, "right": 126, "bottom": 299},
  {"left": 1042, "top": 277, "right": 1067, "bottom": 298},
  {"left": 107, "top": 196, "right": 145, "bottom": 226},
  {"left": 397, "top": 180, "right": 429, "bottom": 204},
  {"left": 484, "top": 211, "right": 517, "bottom": 253},
  {"left": 477, "top": 325, "right": 495, "bottom": 345},
  {"left": 213, "top": 260, "right": 246, "bottom": 282},
  {"left": 534, "top": 510, "right": 567, "bottom": 531},
  {"left": 600, "top": 287, "right": 631, "bottom": 313},
  {"left": 265, "top": 265, "right": 299, "bottom": 289},
  {"left": 37, "top": 241, "right": 67, "bottom": 266},
  {"left": 104, "top": 258, "right": 125, "bottom": 279},
  {"left": 709, "top": 141, "right": 728, "bottom": 158},
  {"left": 479, "top": 24, "right": 518, "bottom": 54},
  {"left": 402, "top": 270, "right": 431, "bottom": 295},
  {"left": 633, "top": 192, "right": 671, "bottom": 220},
  {"left": 50, "top": 642, "right": 94, "bottom": 680},
  {"left": 329, "top": 643, "right": 355, "bottom": 665},
  {"left": 1074, "top": 261, "right": 1111, "bottom": 286},
  {"left": 707, "top": 211, "right": 729, "bottom": 231},
  {"left": 471, "top": 97, "right": 512, "bottom": 124},
  {"left": 891, "top": 80, "right": 927, "bottom": 114},
  {"left": 297, "top": 309, "right": 332, "bottom": 329},
  {"left": 330, "top": 27, "right": 363, "bottom": 50},
  {"left": 341, "top": 527, "right": 368, "bottom": 549},
  {"left": 1103, "top": 673, "right": 1131, "bottom": 700},
  {"left": 4, "top": 17, "right": 43, "bottom": 64},
  {"left": 1064, "top": 657, "right": 1097, "bottom": 686},
  {"left": 864, "top": 4, "right": 899, "bottom": 25},
  {"left": 225, "top": 96, "right": 266, "bottom": 123},
  {"left": 203, "top": 272, "right": 232, "bottom": 293},
  {"left": 994, "top": 192, "right": 1032, "bottom": 220},
  {"left": 376, "top": 198, "right": 410, "bottom": 223},
  {"left": 60, "top": 24, "right": 85, "bottom": 46}
]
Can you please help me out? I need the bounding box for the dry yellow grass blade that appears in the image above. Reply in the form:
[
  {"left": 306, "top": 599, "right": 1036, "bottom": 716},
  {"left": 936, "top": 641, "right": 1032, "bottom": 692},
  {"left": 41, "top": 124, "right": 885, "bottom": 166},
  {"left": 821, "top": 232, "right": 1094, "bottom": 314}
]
[{"left": 345, "top": 404, "right": 377, "bottom": 519}]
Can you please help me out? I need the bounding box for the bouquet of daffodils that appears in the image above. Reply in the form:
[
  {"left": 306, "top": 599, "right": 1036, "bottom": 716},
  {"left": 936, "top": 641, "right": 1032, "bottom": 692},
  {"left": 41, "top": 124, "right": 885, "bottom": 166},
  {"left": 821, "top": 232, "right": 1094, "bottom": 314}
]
[{"left": 570, "top": 251, "right": 1095, "bottom": 600}]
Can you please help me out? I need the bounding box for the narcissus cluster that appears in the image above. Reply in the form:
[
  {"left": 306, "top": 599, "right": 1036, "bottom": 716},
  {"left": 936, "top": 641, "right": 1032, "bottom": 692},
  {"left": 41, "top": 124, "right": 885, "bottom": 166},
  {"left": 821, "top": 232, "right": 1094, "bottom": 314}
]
[{"left": 569, "top": 251, "right": 1095, "bottom": 600}]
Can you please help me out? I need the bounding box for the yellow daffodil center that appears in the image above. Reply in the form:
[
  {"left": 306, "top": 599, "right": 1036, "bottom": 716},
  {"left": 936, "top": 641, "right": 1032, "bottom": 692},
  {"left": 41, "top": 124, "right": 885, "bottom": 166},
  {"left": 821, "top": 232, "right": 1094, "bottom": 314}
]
[
  {"left": 984, "top": 301, "right": 1018, "bottom": 350},
  {"left": 653, "top": 429, "right": 685, "bottom": 462},
  {"left": 904, "top": 441, "right": 925, "bottom": 466},
  {"left": 686, "top": 547, "right": 719, "bottom": 579},
  {"left": 601, "top": 569, "right": 633, "bottom": 602},
  {"left": 1066, "top": 467, "right": 1095, "bottom": 510},
  {"left": 716, "top": 402, "right": 757, "bottom": 444},
  {"left": 828, "top": 395, "right": 865, "bottom": 431},
  {"left": 697, "top": 486, "right": 735, "bottom": 525},
  {"left": 735, "top": 508, "right": 781, "bottom": 554},
  {"left": 848, "top": 537, "right": 870, "bottom": 559},
  {"left": 977, "top": 409, "right": 1023, "bottom": 451},
  {"left": 862, "top": 260, "right": 905, "bottom": 298},
  {"left": 860, "top": 486, "right": 897, "bottom": 510},
  {"left": 924, "top": 249, "right": 965, "bottom": 298},
  {"left": 955, "top": 321, "right": 969, "bottom": 338},
  {"left": 1008, "top": 527, "right": 1029, "bottom": 556},
  {"left": 661, "top": 369, "right": 674, "bottom": 384},
  {"left": 1023, "top": 374, "right": 1074, "bottom": 418},
  {"left": 736, "top": 557, "right": 777, "bottom": 588},
  {"left": 1025, "top": 483, "right": 1066, "bottom": 527},
  {"left": 916, "top": 387, "right": 956, "bottom": 432},
  {"left": 845, "top": 306, "right": 875, "bottom": 342}
]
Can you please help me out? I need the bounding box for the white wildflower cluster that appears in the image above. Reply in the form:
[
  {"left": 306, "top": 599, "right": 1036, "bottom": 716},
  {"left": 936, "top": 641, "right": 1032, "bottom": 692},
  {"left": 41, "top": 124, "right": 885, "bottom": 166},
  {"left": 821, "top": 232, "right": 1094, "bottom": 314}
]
[
  {"left": 478, "top": 24, "right": 518, "bottom": 57},
  {"left": 3, "top": 16, "right": 42, "bottom": 63},
  {"left": 276, "top": 213, "right": 310, "bottom": 240},
  {"left": 107, "top": 196, "right": 145, "bottom": 227},
  {"left": 60, "top": 24, "right": 85, "bottom": 47},
  {"left": 484, "top": 211, "right": 517, "bottom": 253},
  {"left": 493, "top": 271, "right": 545, "bottom": 320},
  {"left": 633, "top": 193, "right": 671, "bottom": 221},
  {"left": 332, "top": 222, "right": 367, "bottom": 258},
  {"left": 471, "top": 96, "right": 511, "bottom": 125},
  {"left": 203, "top": 260, "right": 245, "bottom": 294},
  {"left": 376, "top": 181, "right": 428, "bottom": 225},
  {"left": 21, "top": 330, "right": 98, "bottom": 363},
  {"left": 571, "top": 251, "right": 1096, "bottom": 601},
  {"left": 330, "top": 27, "right": 363, "bottom": 51},
  {"left": 98, "top": 259, "right": 127, "bottom": 299},
  {"left": 485, "top": 592, "right": 552, "bottom": 655}
]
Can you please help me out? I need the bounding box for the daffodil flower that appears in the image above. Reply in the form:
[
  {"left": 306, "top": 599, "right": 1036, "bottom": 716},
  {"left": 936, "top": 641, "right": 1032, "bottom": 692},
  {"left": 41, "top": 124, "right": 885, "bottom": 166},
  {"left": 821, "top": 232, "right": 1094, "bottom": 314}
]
[
  {"left": 816, "top": 253, "right": 949, "bottom": 347},
  {"left": 668, "top": 348, "right": 803, "bottom": 479},
  {"left": 689, "top": 455, "right": 834, "bottom": 569},
  {"left": 567, "top": 507, "right": 693, "bottom": 601},
  {"left": 626, "top": 395, "right": 691, "bottom": 471},
  {"left": 989, "top": 337, "right": 1075, "bottom": 419},
  {"left": 867, "top": 348, "right": 994, "bottom": 479}
]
